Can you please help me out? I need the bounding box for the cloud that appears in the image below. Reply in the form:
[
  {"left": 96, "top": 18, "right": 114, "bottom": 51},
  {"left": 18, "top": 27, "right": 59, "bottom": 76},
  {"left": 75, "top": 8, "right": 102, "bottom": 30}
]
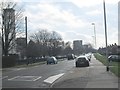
[
  {"left": 22, "top": 1, "right": 118, "bottom": 48},
  {"left": 24, "top": 3, "right": 88, "bottom": 31},
  {"left": 71, "top": 0, "right": 119, "bottom": 8},
  {"left": 86, "top": 10, "right": 102, "bottom": 16}
]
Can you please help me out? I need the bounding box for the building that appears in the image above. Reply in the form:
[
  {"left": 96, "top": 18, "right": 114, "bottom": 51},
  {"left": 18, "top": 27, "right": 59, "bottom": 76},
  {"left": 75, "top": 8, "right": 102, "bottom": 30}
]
[
  {"left": 16, "top": 38, "right": 26, "bottom": 59},
  {"left": 73, "top": 40, "right": 82, "bottom": 50},
  {"left": 2, "top": 8, "right": 16, "bottom": 55},
  {"left": 73, "top": 40, "right": 83, "bottom": 55}
]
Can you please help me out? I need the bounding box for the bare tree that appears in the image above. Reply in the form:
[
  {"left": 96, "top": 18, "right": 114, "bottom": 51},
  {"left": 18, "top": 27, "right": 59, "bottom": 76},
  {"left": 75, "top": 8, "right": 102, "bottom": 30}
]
[
  {"left": 30, "top": 29, "right": 63, "bottom": 56},
  {"left": 0, "top": 1, "right": 24, "bottom": 56},
  {"left": 30, "top": 29, "right": 50, "bottom": 45}
]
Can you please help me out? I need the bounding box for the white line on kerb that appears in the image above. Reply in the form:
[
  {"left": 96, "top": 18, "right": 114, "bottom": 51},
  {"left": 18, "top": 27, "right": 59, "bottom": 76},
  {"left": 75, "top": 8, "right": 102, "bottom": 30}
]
[
  {"left": 44, "top": 73, "right": 64, "bottom": 84},
  {"left": 8, "top": 76, "right": 20, "bottom": 81}
]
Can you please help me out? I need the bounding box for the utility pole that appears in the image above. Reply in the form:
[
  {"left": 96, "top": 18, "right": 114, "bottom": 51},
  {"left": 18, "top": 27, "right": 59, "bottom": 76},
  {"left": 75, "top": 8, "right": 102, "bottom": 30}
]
[
  {"left": 103, "top": 0, "right": 109, "bottom": 71},
  {"left": 25, "top": 16, "right": 27, "bottom": 47}
]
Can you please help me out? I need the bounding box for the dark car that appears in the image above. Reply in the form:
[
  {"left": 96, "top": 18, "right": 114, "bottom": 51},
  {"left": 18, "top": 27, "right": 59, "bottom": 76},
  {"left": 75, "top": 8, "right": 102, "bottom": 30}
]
[
  {"left": 67, "top": 54, "right": 75, "bottom": 60},
  {"left": 75, "top": 56, "right": 89, "bottom": 67},
  {"left": 47, "top": 56, "right": 58, "bottom": 64},
  {"left": 108, "top": 55, "right": 120, "bottom": 62}
]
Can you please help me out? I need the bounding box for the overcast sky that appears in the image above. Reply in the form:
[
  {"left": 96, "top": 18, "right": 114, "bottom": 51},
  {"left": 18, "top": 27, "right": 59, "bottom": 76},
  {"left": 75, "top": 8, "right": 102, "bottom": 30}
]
[{"left": 7, "top": 0, "right": 120, "bottom": 48}]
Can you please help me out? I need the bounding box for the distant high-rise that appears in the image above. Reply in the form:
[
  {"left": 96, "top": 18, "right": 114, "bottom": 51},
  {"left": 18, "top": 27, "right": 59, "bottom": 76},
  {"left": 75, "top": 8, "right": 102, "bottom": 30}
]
[
  {"left": 73, "top": 40, "right": 83, "bottom": 55},
  {"left": 73, "top": 40, "right": 82, "bottom": 50},
  {"left": 2, "top": 8, "right": 16, "bottom": 54}
]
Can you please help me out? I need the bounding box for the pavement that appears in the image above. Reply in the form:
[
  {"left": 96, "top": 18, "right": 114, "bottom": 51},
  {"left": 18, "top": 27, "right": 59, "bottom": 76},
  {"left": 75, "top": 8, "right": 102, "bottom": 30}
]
[{"left": 52, "top": 55, "right": 119, "bottom": 89}]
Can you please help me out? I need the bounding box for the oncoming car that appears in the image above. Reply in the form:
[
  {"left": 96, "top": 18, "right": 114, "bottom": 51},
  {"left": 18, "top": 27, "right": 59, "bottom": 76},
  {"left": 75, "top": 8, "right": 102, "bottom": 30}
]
[
  {"left": 75, "top": 56, "right": 90, "bottom": 67},
  {"left": 47, "top": 56, "right": 58, "bottom": 64}
]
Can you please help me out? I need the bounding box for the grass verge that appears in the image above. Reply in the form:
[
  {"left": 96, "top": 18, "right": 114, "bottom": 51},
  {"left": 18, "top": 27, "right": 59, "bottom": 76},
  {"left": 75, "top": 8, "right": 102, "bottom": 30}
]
[{"left": 94, "top": 53, "right": 120, "bottom": 77}]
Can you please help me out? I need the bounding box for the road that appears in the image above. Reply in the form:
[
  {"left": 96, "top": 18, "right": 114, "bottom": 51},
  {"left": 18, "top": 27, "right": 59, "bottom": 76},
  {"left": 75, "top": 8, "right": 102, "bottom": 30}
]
[
  {"left": 2, "top": 59, "right": 74, "bottom": 88},
  {"left": 2, "top": 55, "right": 119, "bottom": 89}
]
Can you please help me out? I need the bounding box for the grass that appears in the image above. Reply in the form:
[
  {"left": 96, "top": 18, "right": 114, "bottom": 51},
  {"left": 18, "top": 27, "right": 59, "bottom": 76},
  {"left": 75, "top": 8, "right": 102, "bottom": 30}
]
[{"left": 94, "top": 53, "right": 120, "bottom": 77}]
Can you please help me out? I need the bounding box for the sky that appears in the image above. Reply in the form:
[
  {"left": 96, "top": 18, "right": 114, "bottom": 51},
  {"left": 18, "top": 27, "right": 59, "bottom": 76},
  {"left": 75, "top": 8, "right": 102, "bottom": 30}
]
[{"left": 2, "top": 0, "right": 120, "bottom": 48}]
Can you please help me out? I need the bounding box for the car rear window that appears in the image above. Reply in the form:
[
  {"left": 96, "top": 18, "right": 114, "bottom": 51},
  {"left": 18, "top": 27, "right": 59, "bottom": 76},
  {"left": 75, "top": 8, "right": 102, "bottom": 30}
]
[{"left": 78, "top": 58, "right": 86, "bottom": 61}]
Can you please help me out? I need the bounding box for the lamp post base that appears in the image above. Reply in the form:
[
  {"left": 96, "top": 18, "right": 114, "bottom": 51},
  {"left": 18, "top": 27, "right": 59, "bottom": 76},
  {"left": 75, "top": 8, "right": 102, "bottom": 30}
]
[{"left": 106, "top": 66, "right": 109, "bottom": 71}]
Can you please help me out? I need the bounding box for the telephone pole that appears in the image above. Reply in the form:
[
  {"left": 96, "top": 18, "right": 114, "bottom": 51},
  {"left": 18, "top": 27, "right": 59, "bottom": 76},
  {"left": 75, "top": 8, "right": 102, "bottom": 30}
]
[
  {"left": 103, "top": 0, "right": 109, "bottom": 71},
  {"left": 25, "top": 16, "right": 27, "bottom": 47}
]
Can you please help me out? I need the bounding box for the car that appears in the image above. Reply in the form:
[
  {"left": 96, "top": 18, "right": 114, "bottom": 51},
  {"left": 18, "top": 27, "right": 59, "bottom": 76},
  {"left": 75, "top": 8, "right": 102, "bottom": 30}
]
[
  {"left": 108, "top": 55, "right": 120, "bottom": 62},
  {"left": 75, "top": 56, "right": 90, "bottom": 67},
  {"left": 85, "top": 53, "right": 92, "bottom": 61},
  {"left": 46, "top": 56, "right": 58, "bottom": 64},
  {"left": 67, "top": 54, "right": 75, "bottom": 60}
]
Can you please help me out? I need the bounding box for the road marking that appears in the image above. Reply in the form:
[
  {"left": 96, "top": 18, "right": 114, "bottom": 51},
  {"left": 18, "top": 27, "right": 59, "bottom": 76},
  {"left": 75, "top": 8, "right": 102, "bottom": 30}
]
[
  {"left": 8, "top": 76, "right": 42, "bottom": 81},
  {"left": 34, "top": 66, "right": 39, "bottom": 68},
  {"left": 33, "top": 76, "right": 42, "bottom": 81},
  {"left": 44, "top": 73, "right": 64, "bottom": 84},
  {"left": 8, "top": 76, "right": 20, "bottom": 81},
  {"left": 16, "top": 68, "right": 26, "bottom": 71},
  {"left": 0, "top": 76, "right": 8, "bottom": 80}
]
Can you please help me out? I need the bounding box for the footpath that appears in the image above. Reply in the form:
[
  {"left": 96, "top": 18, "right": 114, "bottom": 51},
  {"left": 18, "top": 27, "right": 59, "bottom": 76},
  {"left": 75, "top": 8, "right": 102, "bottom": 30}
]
[{"left": 52, "top": 55, "right": 119, "bottom": 89}]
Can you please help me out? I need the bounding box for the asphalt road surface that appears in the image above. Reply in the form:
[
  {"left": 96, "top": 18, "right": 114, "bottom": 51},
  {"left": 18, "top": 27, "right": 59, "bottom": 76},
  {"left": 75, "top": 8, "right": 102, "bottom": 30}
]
[
  {"left": 2, "top": 59, "right": 75, "bottom": 88},
  {"left": 2, "top": 55, "right": 119, "bottom": 89}
]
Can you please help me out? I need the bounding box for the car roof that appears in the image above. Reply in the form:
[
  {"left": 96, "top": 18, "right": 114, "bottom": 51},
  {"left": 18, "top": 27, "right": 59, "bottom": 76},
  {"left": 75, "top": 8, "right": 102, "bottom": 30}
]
[{"left": 77, "top": 55, "right": 87, "bottom": 58}]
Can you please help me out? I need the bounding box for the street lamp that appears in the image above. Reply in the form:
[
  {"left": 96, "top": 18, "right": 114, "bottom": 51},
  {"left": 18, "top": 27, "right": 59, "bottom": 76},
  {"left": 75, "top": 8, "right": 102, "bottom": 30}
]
[
  {"left": 91, "top": 23, "right": 96, "bottom": 48},
  {"left": 103, "top": 0, "right": 109, "bottom": 71}
]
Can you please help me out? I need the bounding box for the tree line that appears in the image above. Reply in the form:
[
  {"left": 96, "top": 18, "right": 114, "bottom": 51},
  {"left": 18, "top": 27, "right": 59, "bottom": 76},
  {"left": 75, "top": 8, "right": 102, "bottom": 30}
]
[{"left": 26, "top": 29, "right": 64, "bottom": 58}]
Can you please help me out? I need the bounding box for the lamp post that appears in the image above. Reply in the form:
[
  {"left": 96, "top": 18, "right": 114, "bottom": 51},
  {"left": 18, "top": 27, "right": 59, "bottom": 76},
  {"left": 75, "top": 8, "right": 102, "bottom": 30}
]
[
  {"left": 103, "top": 0, "right": 109, "bottom": 71},
  {"left": 92, "top": 23, "right": 96, "bottom": 48}
]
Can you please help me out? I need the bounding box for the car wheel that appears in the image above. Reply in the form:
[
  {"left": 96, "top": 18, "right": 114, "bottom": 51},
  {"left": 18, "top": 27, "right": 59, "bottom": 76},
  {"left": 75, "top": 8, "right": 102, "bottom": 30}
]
[{"left": 87, "top": 62, "right": 89, "bottom": 66}]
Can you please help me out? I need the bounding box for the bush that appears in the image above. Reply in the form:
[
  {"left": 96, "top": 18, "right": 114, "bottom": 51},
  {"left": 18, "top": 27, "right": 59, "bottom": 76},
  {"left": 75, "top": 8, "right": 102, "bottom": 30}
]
[{"left": 2, "top": 54, "right": 18, "bottom": 68}]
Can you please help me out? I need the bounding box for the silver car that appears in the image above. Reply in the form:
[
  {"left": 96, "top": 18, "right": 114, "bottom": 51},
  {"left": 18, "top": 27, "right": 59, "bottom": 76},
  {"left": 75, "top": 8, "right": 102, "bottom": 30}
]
[
  {"left": 75, "top": 56, "right": 90, "bottom": 67},
  {"left": 47, "top": 56, "right": 58, "bottom": 64}
]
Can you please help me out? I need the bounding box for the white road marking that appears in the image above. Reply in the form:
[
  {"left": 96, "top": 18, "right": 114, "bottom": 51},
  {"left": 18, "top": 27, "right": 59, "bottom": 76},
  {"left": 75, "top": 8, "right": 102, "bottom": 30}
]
[
  {"left": 34, "top": 66, "right": 39, "bottom": 68},
  {"left": 2, "top": 76, "right": 8, "bottom": 79},
  {"left": 16, "top": 68, "right": 26, "bottom": 71},
  {"left": 44, "top": 73, "right": 64, "bottom": 84},
  {"left": 8, "top": 76, "right": 20, "bottom": 81},
  {"left": 0, "top": 76, "right": 8, "bottom": 80},
  {"left": 8, "top": 76, "right": 42, "bottom": 81},
  {"left": 33, "top": 76, "right": 42, "bottom": 81}
]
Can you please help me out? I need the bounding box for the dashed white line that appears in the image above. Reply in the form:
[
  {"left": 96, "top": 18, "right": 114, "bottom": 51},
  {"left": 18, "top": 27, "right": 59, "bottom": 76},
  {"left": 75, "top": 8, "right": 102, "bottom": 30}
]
[
  {"left": 33, "top": 76, "right": 42, "bottom": 81},
  {"left": 8, "top": 76, "right": 20, "bottom": 81},
  {"left": 44, "top": 73, "right": 64, "bottom": 84},
  {"left": 16, "top": 68, "right": 26, "bottom": 71},
  {"left": 0, "top": 76, "right": 8, "bottom": 80}
]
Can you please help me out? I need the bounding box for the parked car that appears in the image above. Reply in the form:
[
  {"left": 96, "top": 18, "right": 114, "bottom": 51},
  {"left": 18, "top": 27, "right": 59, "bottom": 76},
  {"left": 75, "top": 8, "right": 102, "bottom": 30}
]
[
  {"left": 108, "top": 55, "right": 120, "bottom": 62},
  {"left": 67, "top": 54, "right": 75, "bottom": 60},
  {"left": 46, "top": 56, "right": 58, "bottom": 64},
  {"left": 85, "top": 53, "right": 92, "bottom": 61},
  {"left": 75, "top": 56, "right": 90, "bottom": 67}
]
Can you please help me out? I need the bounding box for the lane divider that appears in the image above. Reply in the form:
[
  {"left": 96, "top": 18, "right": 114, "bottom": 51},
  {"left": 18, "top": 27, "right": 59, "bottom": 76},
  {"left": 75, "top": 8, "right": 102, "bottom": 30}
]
[
  {"left": 8, "top": 76, "right": 20, "bottom": 81},
  {"left": 44, "top": 73, "right": 64, "bottom": 84},
  {"left": 0, "top": 76, "right": 8, "bottom": 80}
]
